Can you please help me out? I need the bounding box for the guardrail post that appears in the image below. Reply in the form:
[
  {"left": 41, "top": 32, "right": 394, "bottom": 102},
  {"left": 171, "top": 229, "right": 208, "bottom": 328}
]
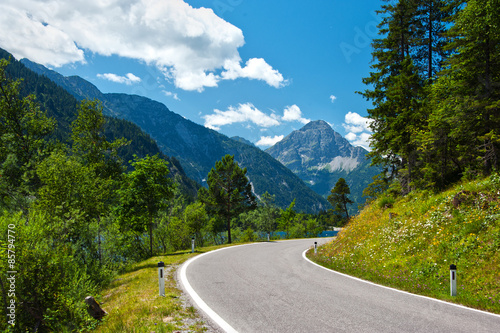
[
  {"left": 158, "top": 261, "right": 165, "bottom": 297},
  {"left": 450, "top": 264, "right": 457, "bottom": 296}
]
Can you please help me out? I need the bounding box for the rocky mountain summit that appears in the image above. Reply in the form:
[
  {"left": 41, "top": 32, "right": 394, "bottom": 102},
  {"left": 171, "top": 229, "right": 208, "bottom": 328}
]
[
  {"left": 266, "top": 120, "right": 380, "bottom": 211},
  {"left": 267, "top": 120, "right": 366, "bottom": 174}
]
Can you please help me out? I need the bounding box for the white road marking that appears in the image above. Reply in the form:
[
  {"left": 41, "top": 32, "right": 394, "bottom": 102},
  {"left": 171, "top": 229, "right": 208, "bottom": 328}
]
[{"left": 302, "top": 248, "right": 500, "bottom": 319}]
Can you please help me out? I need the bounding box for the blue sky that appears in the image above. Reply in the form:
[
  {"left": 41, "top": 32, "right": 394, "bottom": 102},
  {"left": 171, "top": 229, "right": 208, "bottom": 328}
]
[{"left": 0, "top": 0, "right": 383, "bottom": 150}]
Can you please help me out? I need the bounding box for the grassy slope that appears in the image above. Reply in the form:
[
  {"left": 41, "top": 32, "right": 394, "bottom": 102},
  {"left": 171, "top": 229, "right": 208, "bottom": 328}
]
[
  {"left": 94, "top": 245, "right": 230, "bottom": 333},
  {"left": 308, "top": 174, "right": 500, "bottom": 314}
]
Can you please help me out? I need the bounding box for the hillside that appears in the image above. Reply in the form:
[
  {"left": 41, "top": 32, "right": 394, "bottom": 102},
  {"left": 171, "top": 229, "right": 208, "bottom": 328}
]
[
  {"left": 266, "top": 120, "right": 380, "bottom": 211},
  {"left": 1, "top": 48, "right": 198, "bottom": 197},
  {"left": 308, "top": 174, "right": 500, "bottom": 314},
  {"left": 21, "top": 58, "right": 329, "bottom": 213}
]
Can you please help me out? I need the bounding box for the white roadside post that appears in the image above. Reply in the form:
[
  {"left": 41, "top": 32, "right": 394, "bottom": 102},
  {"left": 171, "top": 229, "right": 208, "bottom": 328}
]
[
  {"left": 267, "top": 233, "right": 270, "bottom": 242},
  {"left": 158, "top": 261, "right": 165, "bottom": 297},
  {"left": 191, "top": 237, "right": 195, "bottom": 253},
  {"left": 450, "top": 264, "right": 457, "bottom": 296},
  {"left": 314, "top": 241, "right": 318, "bottom": 254}
]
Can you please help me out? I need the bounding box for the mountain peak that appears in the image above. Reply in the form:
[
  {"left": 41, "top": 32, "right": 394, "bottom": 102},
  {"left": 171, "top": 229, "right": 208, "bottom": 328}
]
[
  {"left": 266, "top": 120, "right": 366, "bottom": 171},
  {"left": 266, "top": 119, "right": 379, "bottom": 214},
  {"left": 301, "top": 119, "right": 331, "bottom": 130}
]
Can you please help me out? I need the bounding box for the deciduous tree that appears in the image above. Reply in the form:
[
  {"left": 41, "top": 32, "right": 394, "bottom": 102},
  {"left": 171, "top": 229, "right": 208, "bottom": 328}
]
[{"left": 117, "top": 154, "right": 175, "bottom": 256}]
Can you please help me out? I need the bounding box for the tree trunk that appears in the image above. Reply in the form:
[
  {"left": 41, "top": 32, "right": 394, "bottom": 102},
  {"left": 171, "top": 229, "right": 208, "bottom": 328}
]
[
  {"left": 98, "top": 216, "right": 102, "bottom": 265},
  {"left": 227, "top": 215, "right": 232, "bottom": 244},
  {"left": 149, "top": 215, "right": 153, "bottom": 257}
]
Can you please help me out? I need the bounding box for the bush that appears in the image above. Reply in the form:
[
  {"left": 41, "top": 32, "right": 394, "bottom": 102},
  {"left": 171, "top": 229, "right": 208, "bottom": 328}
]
[
  {"left": 378, "top": 195, "right": 395, "bottom": 209},
  {"left": 241, "top": 227, "right": 256, "bottom": 242},
  {"left": 0, "top": 211, "right": 99, "bottom": 332}
]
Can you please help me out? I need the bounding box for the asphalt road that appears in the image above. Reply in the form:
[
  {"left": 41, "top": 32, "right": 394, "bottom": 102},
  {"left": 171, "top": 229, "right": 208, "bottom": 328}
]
[{"left": 179, "top": 238, "right": 500, "bottom": 333}]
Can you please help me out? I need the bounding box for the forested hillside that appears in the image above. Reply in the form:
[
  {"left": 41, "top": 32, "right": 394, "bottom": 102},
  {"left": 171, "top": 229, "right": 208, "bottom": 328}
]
[
  {"left": 1, "top": 48, "right": 198, "bottom": 197},
  {"left": 360, "top": 0, "right": 499, "bottom": 193}
]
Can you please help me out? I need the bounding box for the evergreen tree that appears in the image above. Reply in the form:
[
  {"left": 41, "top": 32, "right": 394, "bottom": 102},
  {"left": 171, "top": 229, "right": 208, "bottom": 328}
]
[
  {"left": 420, "top": 0, "right": 499, "bottom": 184},
  {"left": 413, "top": 0, "right": 456, "bottom": 81},
  {"left": 360, "top": 0, "right": 455, "bottom": 192},
  {"left": 198, "top": 155, "right": 256, "bottom": 244},
  {"left": 328, "top": 178, "right": 353, "bottom": 223},
  {"left": 360, "top": 0, "right": 425, "bottom": 192}
]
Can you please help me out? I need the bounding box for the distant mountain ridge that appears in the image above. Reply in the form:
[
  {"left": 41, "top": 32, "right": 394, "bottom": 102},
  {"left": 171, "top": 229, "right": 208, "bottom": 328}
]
[
  {"left": 266, "top": 120, "right": 380, "bottom": 212},
  {"left": 21, "top": 58, "right": 329, "bottom": 213},
  {"left": 0, "top": 49, "right": 198, "bottom": 198}
]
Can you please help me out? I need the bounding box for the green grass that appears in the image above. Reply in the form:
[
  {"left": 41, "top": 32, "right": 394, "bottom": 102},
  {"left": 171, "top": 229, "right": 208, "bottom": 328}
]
[
  {"left": 94, "top": 245, "right": 231, "bottom": 333},
  {"left": 308, "top": 174, "right": 500, "bottom": 314}
]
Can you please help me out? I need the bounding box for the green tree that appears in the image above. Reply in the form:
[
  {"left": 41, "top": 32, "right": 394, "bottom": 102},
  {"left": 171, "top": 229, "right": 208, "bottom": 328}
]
[
  {"left": 71, "top": 99, "right": 128, "bottom": 178},
  {"left": 277, "top": 199, "right": 296, "bottom": 239},
  {"left": 71, "top": 99, "right": 129, "bottom": 262},
  {"left": 117, "top": 154, "right": 175, "bottom": 256},
  {"left": 363, "top": 173, "right": 390, "bottom": 203},
  {"left": 257, "top": 192, "right": 280, "bottom": 236},
  {"left": 432, "top": 0, "right": 499, "bottom": 175},
  {"left": 184, "top": 202, "right": 209, "bottom": 247},
  {"left": 0, "top": 211, "right": 99, "bottom": 332},
  {"left": 0, "top": 59, "right": 56, "bottom": 210},
  {"left": 360, "top": 0, "right": 426, "bottom": 192},
  {"left": 328, "top": 178, "right": 354, "bottom": 223},
  {"left": 360, "top": 0, "right": 456, "bottom": 193},
  {"left": 198, "top": 155, "right": 257, "bottom": 244}
]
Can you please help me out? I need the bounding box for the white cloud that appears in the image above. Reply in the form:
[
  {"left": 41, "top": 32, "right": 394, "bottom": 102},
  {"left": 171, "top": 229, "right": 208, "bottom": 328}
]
[
  {"left": 203, "top": 103, "right": 312, "bottom": 131},
  {"left": 343, "top": 111, "right": 373, "bottom": 133},
  {"left": 0, "top": 4, "right": 84, "bottom": 67},
  {"left": 222, "top": 58, "right": 286, "bottom": 88},
  {"left": 330, "top": 95, "right": 337, "bottom": 103},
  {"left": 97, "top": 73, "right": 141, "bottom": 85},
  {"left": 203, "top": 103, "right": 280, "bottom": 130},
  {"left": 0, "top": 0, "right": 285, "bottom": 92},
  {"left": 255, "top": 135, "right": 284, "bottom": 148},
  {"left": 282, "top": 105, "right": 310, "bottom": 124},
  {"left": 343, "top": 111, "right": 373, "bottom": 151},
  {"left": 163, "top": 90, "right": 180, "bottom": 101}
]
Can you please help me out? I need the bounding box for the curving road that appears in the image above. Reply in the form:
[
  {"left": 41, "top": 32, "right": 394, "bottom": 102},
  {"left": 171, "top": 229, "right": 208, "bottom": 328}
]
[{"left": 179, "top": 238, "right": 500, "bottom": 333}]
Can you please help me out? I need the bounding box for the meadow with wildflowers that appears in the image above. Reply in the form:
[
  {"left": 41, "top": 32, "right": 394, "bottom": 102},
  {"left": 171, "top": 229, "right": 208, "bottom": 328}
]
[{"left": 308, "top": 174, "right": 500, "bottom": 314}]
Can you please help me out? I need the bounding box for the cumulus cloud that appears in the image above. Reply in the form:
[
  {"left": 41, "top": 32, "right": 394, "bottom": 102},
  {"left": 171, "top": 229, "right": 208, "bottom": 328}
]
[
  {"left": 222, "top": 58, "right": 286, "bottom": 88},
  {"left": 343, "top": 111, "right": 373, "bottom": 151},
  {"left": 330, "top": 95, "right": 337, "bottom": 103},
  {"left": 0, "top": 4, "right": 84, "bottom": 67},
  {"left": 97, "top": 73, "right": 141, "bottom": 85},
  {"left": 255, "top": 135, "right": 284, "bottom": 148},
  {"left": 203, "top": 103, "right": 280, "bottom": 130},
  {"left": 0, "top": 0, "right": 285, "bottom": 92},
  {"left": 282, "top": 105, "right": 310, "bottom": 124}
]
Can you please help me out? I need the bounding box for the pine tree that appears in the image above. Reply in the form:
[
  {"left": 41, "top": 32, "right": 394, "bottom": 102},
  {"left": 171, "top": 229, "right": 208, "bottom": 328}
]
[
  {"left": 422, "top": 0, "right": 500, "bottom": 183},
  {"left": 328, "top": 178, "right": 353, "bottom": 223},
  {"left": 360, "top": 0, "right": 425, "bottom": 192},
  {"left": 198, "top": 155, "right": 256, "bottom": 244}
]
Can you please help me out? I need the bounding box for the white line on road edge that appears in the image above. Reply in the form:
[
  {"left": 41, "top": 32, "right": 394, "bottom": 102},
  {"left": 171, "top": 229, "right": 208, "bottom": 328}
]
[
  {"left": 302, "top": 248, "right": 500, "bottom": 319},
  {"left": 180, "top": 245, "right": 254, "bottom": 333}
]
